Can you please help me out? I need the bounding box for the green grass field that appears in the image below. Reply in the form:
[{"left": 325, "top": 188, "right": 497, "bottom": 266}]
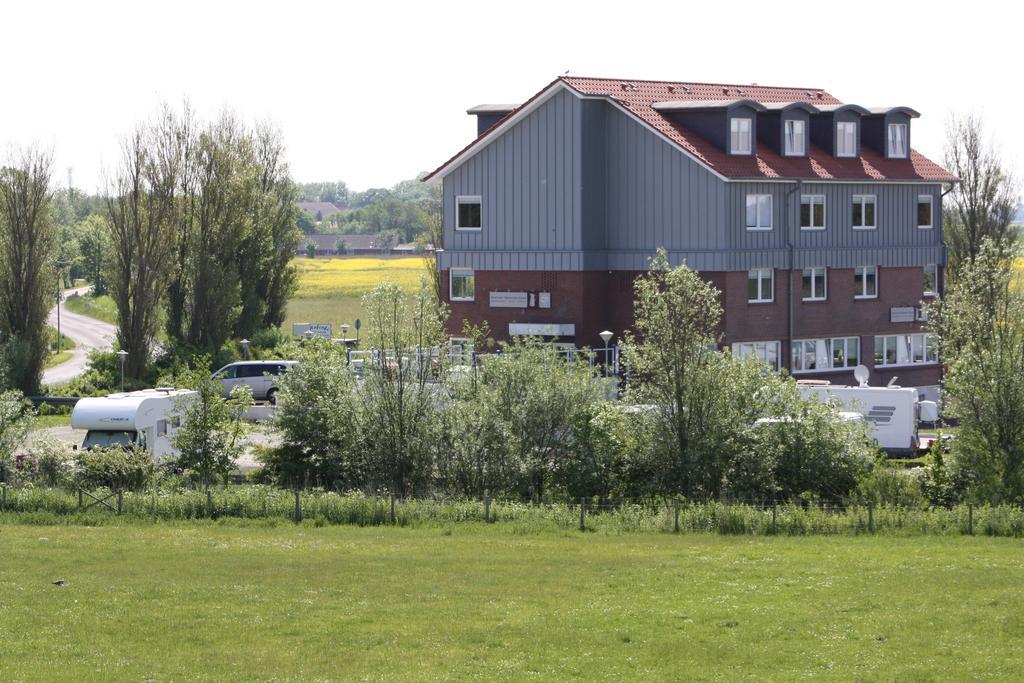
[
  {"left": 284, "top": 256, "right": 429, "bottom": 334},
  {"left": 63, "top": 292, "right": 118, "bottom": 325},
  {"left": 43, "top": 326, "right": 76, "bottom": 368},
  {"left": 2, "top": 525, "right": 1023, "bottom": 680}
]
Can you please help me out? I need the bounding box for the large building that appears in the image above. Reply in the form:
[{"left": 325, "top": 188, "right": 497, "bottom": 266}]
[{"left": 424, "top": 76, "right": 956, "bottom": 393}]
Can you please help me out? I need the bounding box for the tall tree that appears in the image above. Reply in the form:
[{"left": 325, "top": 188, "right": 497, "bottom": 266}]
[
  {"left": 944, "top": 114, "right": 1020, "bottom": 274},
  {"left": 930, "top": 239, "right": 1024, "bottom": 503},
  {"left": 235, "top": 123, "right": 300, "bottom": 336},
  {"left": 0, "top": 147, "right": 57, "bottom": 392},
  {"left": 106, "top": 111, "right": 181, "bottom": 377}
]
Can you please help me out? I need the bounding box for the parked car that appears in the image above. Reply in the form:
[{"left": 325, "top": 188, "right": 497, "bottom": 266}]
[{"left": 211, "top": 361, "right": 297, "bottom": 404}]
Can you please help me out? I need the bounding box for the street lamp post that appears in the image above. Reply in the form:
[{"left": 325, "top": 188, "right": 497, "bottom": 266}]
[
  {"left": 240, "top": 339, "right": 250, "bottom": 360},
  {"left": 599, "top": 331, "right": 614, "bottom": 374},
  {"left": 117, "top": 350, "right": 128, "bottom": 392}
]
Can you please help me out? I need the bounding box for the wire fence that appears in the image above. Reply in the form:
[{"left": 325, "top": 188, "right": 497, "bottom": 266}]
[{"left": 1, "top": 484, "right": 1019, "bottom": 537}]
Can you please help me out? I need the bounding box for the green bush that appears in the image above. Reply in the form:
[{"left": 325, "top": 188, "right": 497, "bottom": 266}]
[{"left": 73, "top": 446, "right": 156, "bottom": 492}]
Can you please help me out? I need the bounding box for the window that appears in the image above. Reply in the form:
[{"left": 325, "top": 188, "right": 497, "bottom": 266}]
[
  {"left": 836, "top": 121, "right": 857, "bottom": 157},
  {"left": 730, "top": 117, "right": 752, "bottom": 154},
  {"left": 156, "top": 419, "right": 167, "bottom": 437},
  {"left": 874, "top": 333, "right": 938, "bottom": 367},
  {"left": 800, "top": 195, "right": 826, "bottom": 230},
  {"left": 917, "top": 195, "right": 933, "bottom": 229},
  {"left": 732, "top": 341, "right": 781, "bottom": 370},
  {"left": 854, "top": 266, "right": 878, "bottom": 299},
  {"left": 455, "top": 195, "right": 482, "bottom": 230},
  {"left": 745, "top": 194, "right": 772, "bottom": 230},
  {"left": 792, "top": 337, "right": 860, "bottom": 372},
  {"left": 748, "top": 268, "right": 774, "bottom": 303},
  {"left": 852, "top": 195, "right": 876, "bottom": 230},
  {"left": 923, "top": 264, "right": 938, "bottom": 297},
  {"left": 450, "top": 268, "right": 475, "bottom": 302},
  {"left": 784, "top": 119, "right": 805, "bottom": 155},
  {"left": 888, "top": 123, "right": 908, "bottom": 158},
  {"left": 802, "top": 267, "right": 827, "bottom": 301}
]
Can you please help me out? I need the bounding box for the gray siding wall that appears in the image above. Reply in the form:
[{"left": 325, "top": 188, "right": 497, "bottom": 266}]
[
  {"left": 442, "top": 88, "right": 582, "bottom": 255},
  {"left": 437, "top": 90, "right": 946, "bottom": 273}
]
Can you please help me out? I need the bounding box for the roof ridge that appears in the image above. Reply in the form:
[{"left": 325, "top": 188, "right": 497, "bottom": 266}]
[{"left": 560, "top": 75, "right": 831, "bottom": 93}]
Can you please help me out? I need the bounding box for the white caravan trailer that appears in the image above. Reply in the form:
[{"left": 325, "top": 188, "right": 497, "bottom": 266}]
[
  {"left": 71, "top": 388, "right": 197, "bottom": 459},
  {"left": 797, "top": 366, "right": 939, "bottom": 454}
]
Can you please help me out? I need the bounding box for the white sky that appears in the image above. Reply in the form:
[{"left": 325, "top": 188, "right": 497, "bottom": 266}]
[{"left": 2, "top": 0, "right": 1021, "bottom": 193}]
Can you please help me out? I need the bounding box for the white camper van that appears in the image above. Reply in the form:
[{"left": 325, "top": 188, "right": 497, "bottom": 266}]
[
  {"left": 71, "top": 388, "right": 197, "bottom": 459},
  {"left": 797, "top": 366, "right": 939, "bottom": 454}
]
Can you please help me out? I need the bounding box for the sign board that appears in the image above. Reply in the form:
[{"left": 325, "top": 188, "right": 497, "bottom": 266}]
[
  {"left": 508, "top": 323, "right": 575, "bottom": 337},
  {"left": 490, "top": 291, "right": 529, "bottom": 308},
  {"left": 890, "top": 307, "right": 916, "bottom": 323},
  {"left": 489, "top": 291, "right": 552, "bottom": 309},
  {"left": 292, "top": 322, "right": 333, "bottom": 339}
]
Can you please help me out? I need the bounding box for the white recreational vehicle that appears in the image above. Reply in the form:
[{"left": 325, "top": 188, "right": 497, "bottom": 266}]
[
  {"left": 70, "top": 388, "right": 197, "bottom": 459},
  {"left": 797, "top": 366, "right": 939, "bottom": 454}
]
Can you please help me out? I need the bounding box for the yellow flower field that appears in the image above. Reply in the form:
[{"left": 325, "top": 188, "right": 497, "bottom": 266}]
[
  {"left": 285, "top": 256, "right": 431, "bottom": 332},
  {"left": 293, "top": 256, "right": 429, "bottom": 298}
]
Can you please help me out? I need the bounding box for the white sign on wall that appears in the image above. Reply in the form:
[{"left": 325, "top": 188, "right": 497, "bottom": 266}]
[
  {"left": 490, "top": 291, "right": 529, "bottom": 308},
  {"left": 292, "top": 323, "right": 333, "bottom": 339},
  {"left": 489, "top": 291, "right": 553, "bottom": 309},
  {"left": 508, "top": 323, "right": 575, "bottom": 337},
  {"left": 889, "top": 307, "right": 916, "bottom": 323}
]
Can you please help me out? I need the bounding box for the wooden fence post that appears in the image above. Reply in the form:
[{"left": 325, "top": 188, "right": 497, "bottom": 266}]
[
  {"left": 78, "top": 489, "right": 83, "bottom": 509},
  {"left": 868, "top": 502, "right": 874, "bottom": 533},
  {"left": 390, "top": 494, "right": 396, "bottom": 525},
  {"left": 771, "top": 501, "right": 777, "bottom": 535},
  {"left": 294, "top": 489, "right": 302, "bottom": 523},
  {"left": 206, "top": 489, "right": 213, "bottom": 518},
  {"left": 484, "top": 495, "right": 490, "bottom": 523},
  {"left": 1, "top": 483, "right": 6, "bottom": 509},
  {"left": 117, "top": 491, "right": 123, "bottom": 515},
  {"left": 968, "top": 503, "right": 974, "bottom": 536},
  {"left": 579, "top": 498, "right": 586, "bottom": 532},
  {"left": 673, "top": 499, "right": 680, "bottom": 533}
]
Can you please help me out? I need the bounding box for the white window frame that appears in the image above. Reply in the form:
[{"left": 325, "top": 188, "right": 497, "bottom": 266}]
[
  {"left": 802, "top": 267, "right": 827, "bottom": 301},
  {"left": 917, "top": 194, "right": 933, "bottom": 229},
  {"left": 748, "top": 268, "right": 774, "bottom": 304},
  {"left": 851, "top": 195, "right": 877, "bottom": 230},
  {"left": 792, "top": 336, "right": 860, "bottom": 373},
  {"left": 732, "top": 341, "right": 781, "bottom": 370},
  {"left": 923, "top": 263, "right": 938, "bottom": 298},
  {"left": 887, "top": 123, "right": 908, "bottom": 158},
  {"left": 745, "top": 194, "right": 773, "bottom": 231},
  {"left": 449, "top": 268, "right": 475, "bottom": 302},
  {"left": 874, "top": 333, "right": 938, "bottom": 368},
  {"left": 854, "top": 265, "right": 878, "bottom": 299},
  {"left": 836, "top": 121, "right": 857, "bottom": 157},
  {"left": 455, "top": 195, "right": 482, "bottom": 231},
  {"left": 800, "top": 195, "right": 826, "bottom": 230},
  {"left": 730, "top": 117, "right": 752, "bottom": 155},
  {"left": 784, "top": 119, "right": 805, "bottom": 156}
]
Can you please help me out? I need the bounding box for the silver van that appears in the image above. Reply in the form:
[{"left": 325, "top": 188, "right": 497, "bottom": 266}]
[{"left": 212, "top": 361, "right": 297, "bottom": 404}]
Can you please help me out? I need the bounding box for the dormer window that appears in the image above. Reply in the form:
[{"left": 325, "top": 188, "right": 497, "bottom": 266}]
[
  {"left": 836, "top": 121, "right": 857, "bottom": 157},
  {"left": 888, "top": 123, "right": 908, "bottom": 158},
  {"left": 730, "top": 117, "right": 752, "bottom": 155},
  {"left": 784, "top": 120, "right": 805, "bottom": 156}
]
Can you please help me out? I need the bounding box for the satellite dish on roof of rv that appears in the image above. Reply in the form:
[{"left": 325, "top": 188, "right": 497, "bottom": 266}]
[{"left": 853, "top": 365, "right": 870, "bottom": 387}]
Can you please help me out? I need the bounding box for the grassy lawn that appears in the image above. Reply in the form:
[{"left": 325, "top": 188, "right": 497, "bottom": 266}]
[
  {"left": 63, "top": 292, "right": 118, "bottom": 325},
  {"left": 43, "top": 326, "right": 76, "bottom": 368},
  {"left": 1, "top": 526, "right": 1023, "bottom": 680},
  {"left": 284, "top": 256, "right": 429, "bottom": 334}
]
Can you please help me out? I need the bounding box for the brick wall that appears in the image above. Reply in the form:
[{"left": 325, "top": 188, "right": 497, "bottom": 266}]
[{"left": 441, "top": 266, "right": 941, "bottom": 386}]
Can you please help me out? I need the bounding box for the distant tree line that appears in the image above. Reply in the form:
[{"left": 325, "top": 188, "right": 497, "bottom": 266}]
[{"left": 295, "top": 175, "right": 441, "bottom": 246}]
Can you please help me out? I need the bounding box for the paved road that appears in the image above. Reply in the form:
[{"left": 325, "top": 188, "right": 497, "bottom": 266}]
[{"left": 42, "top": 286, "right": 117, "bottom": 387}]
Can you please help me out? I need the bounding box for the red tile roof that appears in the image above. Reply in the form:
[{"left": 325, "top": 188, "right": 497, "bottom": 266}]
[{"left": 426, "top": 76, "right": 956, "bottom": 183}]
